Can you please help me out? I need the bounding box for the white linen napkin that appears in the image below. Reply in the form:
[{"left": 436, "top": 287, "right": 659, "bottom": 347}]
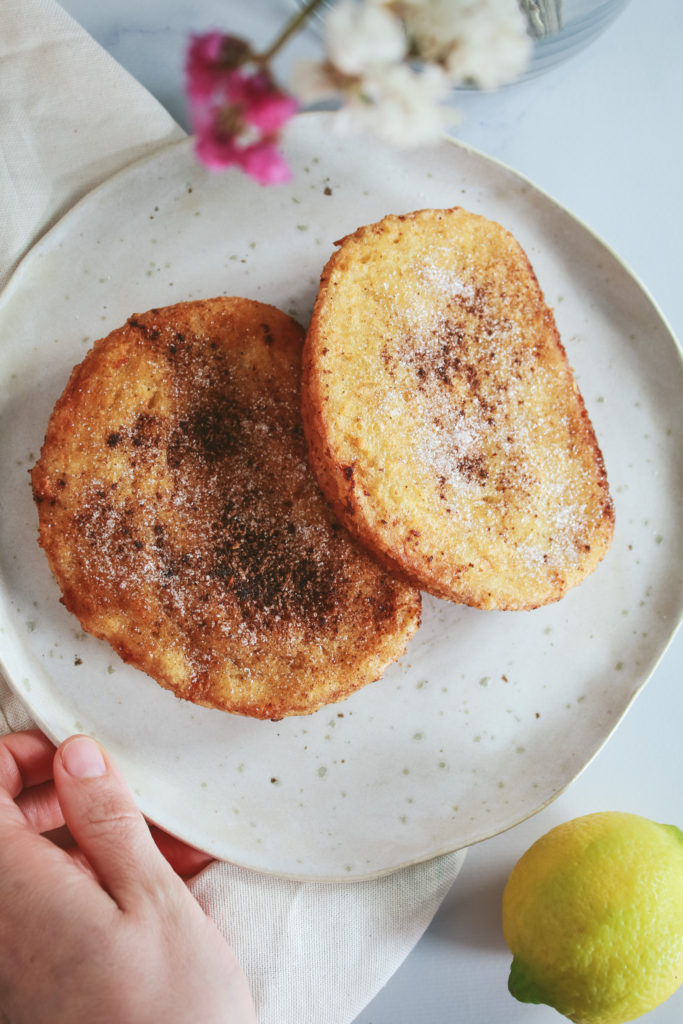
[{"left": 0, "top": 2, "right": 466, "bottom": 1022}]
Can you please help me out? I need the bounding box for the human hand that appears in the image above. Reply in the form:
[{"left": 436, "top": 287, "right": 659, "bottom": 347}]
[{"left": 0, "top": 729, "right": 256, "bottom": 1024}]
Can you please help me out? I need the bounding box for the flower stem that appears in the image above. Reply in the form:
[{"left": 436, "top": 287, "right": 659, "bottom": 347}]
[{"left": 256, "top": 0, "right": 328, "bottom": 64}]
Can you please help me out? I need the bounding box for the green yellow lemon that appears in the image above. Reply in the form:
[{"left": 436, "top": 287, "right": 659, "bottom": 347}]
[{"left": 502, "top": 811, "right": 683, "bottom": 1024}]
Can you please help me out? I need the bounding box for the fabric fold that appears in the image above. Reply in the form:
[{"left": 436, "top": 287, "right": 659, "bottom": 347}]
[
  {"left": 0, "top": 0, "right": 185, "bottom": 292},
  {"left": 190, "top": 852, "right": 464, "bottom": 1024}
]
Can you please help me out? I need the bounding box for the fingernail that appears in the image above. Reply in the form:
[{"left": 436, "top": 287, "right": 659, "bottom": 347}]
[{"left": 61, "top": 736, "right": 107, "bottom": 778}]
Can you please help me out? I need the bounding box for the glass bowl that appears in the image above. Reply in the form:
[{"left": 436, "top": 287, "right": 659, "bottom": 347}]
[
  {"left": 290, "top": 0, "right": 632, "bottom": 82},
  {"left": 518, "top": 0, "right": 632, "bottom": 79}
]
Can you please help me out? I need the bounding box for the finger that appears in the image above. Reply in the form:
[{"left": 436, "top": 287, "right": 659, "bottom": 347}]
[
  {"left": 16, "top": 779, "right": 64, "bottom": 834},
  {"left": 53, "top": 735, "right": 178, "bottom": 910},
  {"left": 150, "top": 825, "right": 214, "bottom": 880},
  {"left": 0, "top": 729, "right": 57, "bottom": 799},
  {"left": 43, "top": 823, "right": 76, "bottom": 850}
]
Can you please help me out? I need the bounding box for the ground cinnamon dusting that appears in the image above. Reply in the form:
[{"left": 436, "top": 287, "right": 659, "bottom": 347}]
[{"left": 32, "top": 298, "right": 420, "bottom": 716}]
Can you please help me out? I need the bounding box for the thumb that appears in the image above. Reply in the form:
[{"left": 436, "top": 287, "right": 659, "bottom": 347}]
[{"left": 54, "top": 735, "right": 174, "bottom": 910}]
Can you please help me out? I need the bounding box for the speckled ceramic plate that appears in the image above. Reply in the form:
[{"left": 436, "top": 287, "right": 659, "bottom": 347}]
[{"left": 0, "top": 114, "right": 681, "bottom": 880}]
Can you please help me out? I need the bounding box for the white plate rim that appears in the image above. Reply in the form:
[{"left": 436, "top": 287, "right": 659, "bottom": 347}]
[{"left": 0, "top": 114, "right": 681, "bottom": 880}]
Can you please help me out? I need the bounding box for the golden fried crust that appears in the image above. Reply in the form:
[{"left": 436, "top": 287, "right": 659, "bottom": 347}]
[
  {"left": 302, "top": 209, "right": 615, "bottom": 610},
  {"left": 31, "top": 298, "right": 421, "bottom": 718}
]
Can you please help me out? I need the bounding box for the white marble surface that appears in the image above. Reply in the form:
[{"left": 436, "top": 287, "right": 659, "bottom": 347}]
[{"left": 50, "top": 1, "right": 683, "bottom": 1020}]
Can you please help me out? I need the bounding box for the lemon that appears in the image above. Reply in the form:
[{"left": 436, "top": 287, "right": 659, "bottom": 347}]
[{"left": 502, "top": 811, "right": 683, "bottom": 1024}]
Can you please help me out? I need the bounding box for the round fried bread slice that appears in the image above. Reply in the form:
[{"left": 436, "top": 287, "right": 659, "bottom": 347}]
[
  {"left": 31, "top": 297, "right": 421, "bottom": 718},
  {"left": 302, "top": 208, "right": 615, "bottom": 610}
]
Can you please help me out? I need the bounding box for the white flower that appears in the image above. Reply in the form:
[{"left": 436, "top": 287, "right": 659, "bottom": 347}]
[
  {"left": 292, "top": 0, "right": 530, "bottom": 150},
  {"left": 325, "top": 0, "right": 407, "bottom": 75},
  {"left": 401, "top": 0, "right": 532, "bottom": 89},
  {"left": 334, "top": 62, "right": 450, "bottom": 146},
  {"left": 289, "top": 59, "right": 341, "bottom": 104}
]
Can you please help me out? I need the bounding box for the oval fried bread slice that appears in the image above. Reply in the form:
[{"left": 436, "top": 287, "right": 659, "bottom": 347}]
[
  {"left": 31, "top": 297, "right": 421, "bottom": 718},
  {"left": 302, "top": 208, "right": 615, "bottom": 610}
]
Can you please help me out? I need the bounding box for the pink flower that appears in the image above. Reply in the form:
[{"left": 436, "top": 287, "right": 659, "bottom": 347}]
[
  {"left": 186, "top": 32, "right": 226, "bottom": 101},
  {"left": 247, "top": 88, "right": 298, "bottom": 134},
  {"left": 185, "top": 33, "right": 297, "bottom": 184},
  {"left": 239, "top": 142, "right": 292, "bottom": 184},
  {"left": 195, "top": 136, "right": 292, "bottom": 185}
]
